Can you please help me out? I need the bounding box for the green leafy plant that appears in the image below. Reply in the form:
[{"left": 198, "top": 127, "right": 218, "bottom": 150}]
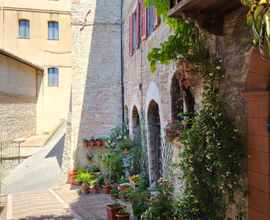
[
  {"left": 118, "top": 176, "right": 129, "bottom": 184},
  {"left": 82, "top": 138, "right": 89, "bottom": 142},
  {"left": 118, "top": 136, "right": 135, "bottom": 150},
  {"left": 141, "top": 178, "right": 175, "bottom": 220},
  {"left": 96, "top": 137, "right": 102, "bottom": 141},
  {"left": 173, "top": 59, "right": 248, "bottom": 220},
  {"left": 90, "top": 179, "right": 99, "bottom": 188},
  {"left": 242, "top": 0, "right": 270, "bottom": 58},
  {"left": 106, "top": 123, "right": 129, "bottom": 148},
  {"left": 79, "top": 172, "right": 94, "bottom": 184},
  {"left": 73, "top": 175, "right": 81, "bottom": 182},
  {"left": 110, "top": 189, "right": 119, "bottom": 195},
  {"left": 90, "top": 137, "right": 95, "bottom": 141},
  {"left": 91, "top": 165, "right": 100, "bottom": 172},
  {"left": 117, "top": 207, "right": 129, "bottom": 215}
]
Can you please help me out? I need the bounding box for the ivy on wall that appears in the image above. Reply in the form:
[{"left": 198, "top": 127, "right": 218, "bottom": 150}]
[{"left": 161, "top": 139, "right": 173, "bottom": 181}]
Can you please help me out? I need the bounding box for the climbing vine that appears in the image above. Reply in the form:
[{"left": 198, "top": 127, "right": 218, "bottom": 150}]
[
  {"left": 172, "top": 59, "right": 248, "bottom": 220},
  {"left": 161, "top": 139, "right": 173, "bottom": 181}
]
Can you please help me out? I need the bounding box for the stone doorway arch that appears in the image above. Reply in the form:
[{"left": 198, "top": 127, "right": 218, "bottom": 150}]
[
  {"left": 132, "top": 106, "right": 141, "bottom": 141},
  {"left": 147, "top": 100, "right": 162, "bottom": 188}
]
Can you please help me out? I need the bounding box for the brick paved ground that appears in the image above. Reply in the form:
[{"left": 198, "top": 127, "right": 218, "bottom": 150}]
[
  {"left": 5, "top": 185, "right": 134, "bottom": 220},
  {"left": 53, "top": 184, "right": 134, "bottom": 220}
]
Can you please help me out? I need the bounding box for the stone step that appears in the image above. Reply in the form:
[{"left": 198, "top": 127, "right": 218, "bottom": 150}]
[{"left": 7, "top": 189, "right": 80, "bottom": 220}]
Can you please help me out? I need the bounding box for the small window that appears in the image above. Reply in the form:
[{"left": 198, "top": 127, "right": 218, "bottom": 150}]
[
  {"left": 19, "top": 20, "right": 30, "bottom": 38},
  {"left": 48, "top": 22, "right": 59, "bottom": 40},
  {"left": 48, "top": 68, "right": 59, "bottom": 86}
]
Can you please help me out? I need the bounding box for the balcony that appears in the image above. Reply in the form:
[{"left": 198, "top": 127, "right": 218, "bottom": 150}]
[{"left": 167, "top": 0, "right": 244, "bottom": 36}]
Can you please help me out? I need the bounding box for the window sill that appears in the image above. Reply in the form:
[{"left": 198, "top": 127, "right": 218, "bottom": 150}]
[
  {"left": 18, "top": 37, "right": 30, "bottom": 39},
  {"left": 47, "top": 39, "right": 59, "bottom": 41},
  {"left": 48, "top": 85, "right": 59, "bottom": 87}
]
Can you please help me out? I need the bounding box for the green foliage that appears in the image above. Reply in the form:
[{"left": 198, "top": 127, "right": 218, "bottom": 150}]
[
  {"left": 143, "top": 0, "right": 198, "bottom": 73},
  {"left": 118, "top": 176, "right": 129, "bottom": 184},
  {"left": 110, "top": 189, "right": 119, "bottom": 195},
  {"left": 82, "top": 138, "right": 89, "bottom": 142},
  {"left": 243, "top": 0, "right": 270, "bottom": 58},
  {"left": 173, "top": 59, "right": 248, "bottom": 220},
  {"left": 96, "top": 137, "right": 102, "bottom": 141},
  {"left": 90, "top": 137, "right": 95, "bottom": 141},
  {"left": 91, "top": 165, "right": 100, "bottom": 172},
  {"left": 118, "top": 136, "right": 136, "bottom": 150},
  {"left": 118, "top": 207, "right": 129, "bottom": 215},
  {"left": 141, "top": 178, "right": 175, "bottom": 220},
  {"left": 106, "top": 123, "right": 129, "bottom": 148},
  {"left": 90, "top": 179, "right": 99, "bottom": 188},
  {"left": 79, "top": 172, "right": 94, "bottom": 184}
]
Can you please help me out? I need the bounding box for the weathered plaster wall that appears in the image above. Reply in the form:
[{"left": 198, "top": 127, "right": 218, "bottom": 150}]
[{"left": 60, "top": 0, "right": 122, "bottom": 184}]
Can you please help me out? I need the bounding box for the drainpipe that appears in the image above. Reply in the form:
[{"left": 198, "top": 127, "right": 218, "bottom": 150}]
[
  {"left": 1, "top": 0, "right": 4, "bottom": 49},
  {"left": 121, "top": 0, "right": 124, "bottom": 124}
]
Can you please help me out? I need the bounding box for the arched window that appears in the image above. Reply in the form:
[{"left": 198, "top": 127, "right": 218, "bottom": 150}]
[
  {"left": 48, "top": 68, "right": 59, "bottom": 86},
  {"left": 19, "top": 20, "right": 30, "bottom": 38},
  {"left": 48, "top": 22, "right": 59, "bottom": 40}
]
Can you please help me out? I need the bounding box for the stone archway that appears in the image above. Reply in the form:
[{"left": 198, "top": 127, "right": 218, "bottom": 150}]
[
  {"left": 147, "top": 100, "right": 162, "bottom": 188},
  {"left": 241, "top": 47, "right": 270, "bottom": 220},
  {"left": 132, "top": 106, "right": 141, "bottom": 141}
]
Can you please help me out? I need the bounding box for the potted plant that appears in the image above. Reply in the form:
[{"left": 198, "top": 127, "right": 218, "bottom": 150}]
[
  {"left": 80, "top": 184, "right": 89, "bottom": 195},
  {"left": 102, "top": 168, "right": 112, "bottom": 194},
  {"left": 118, "top": 136, "right": 134, "bottom": 154},
  {"left": 73, "top": 175, "right": 82, "bottom": 186},
  {"left": 67, "top": 170, "right": 78, "bottom": 184},
  {"left": 105, "top": 199, "right": 126, "bottom": 220},
  {"left": 102, "top": 137, "right": 108, "bottom": 147},
  {"left": 116, "top": 207, "right": 131, "bottom": 220},
  {"left": 85, "top": 152, "right": 93, "bottom": 162},
  {"left": 82, "top": 138, "right": 89, "bottom": 147},
  {"left": 96, "top": 137, "right": 102, "bottom": 147},
  {"left": 90, "top": 137, "right": 95, "bottom": 147},
  {"left": 79, "top": 172, "right": 94, "bottom": 187},
  {"left": 129, "top": 174, "right": 141, "bottom": 190},
  {"left": 91, "top": 165, "right": 101, "bottom": 178},
  {"left": 90, "top": 179, "right": 99, "bottom": 194},
  {"left": 110, "top": 185, "right": 119, "bottom": 199}
]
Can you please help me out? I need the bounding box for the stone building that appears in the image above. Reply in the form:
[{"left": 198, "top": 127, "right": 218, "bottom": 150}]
[
  {"left": 0, "top": 49, "right": 43, "bottom": 141},
  {"left": 61, "top": 0, "right": 269, "bottom": 219},
  {"left": 0, "top": 0, "right": 71, "bottom": 135}
]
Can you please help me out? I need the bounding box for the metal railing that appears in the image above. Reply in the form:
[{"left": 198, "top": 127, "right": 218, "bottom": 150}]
[{"left": 0, "top": 138, "right": 26, "bottom": 164}]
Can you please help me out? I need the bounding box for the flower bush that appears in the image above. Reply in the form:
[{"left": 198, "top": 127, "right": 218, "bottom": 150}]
[
  {"left": 164, "top": 118, "right": 184, "bottom": 142},
  {"left": 106, "top": 123, "right": 129, "bottom": 148},
  {"left": 130, "top": 174, "right": 141, "bottom": 184}
]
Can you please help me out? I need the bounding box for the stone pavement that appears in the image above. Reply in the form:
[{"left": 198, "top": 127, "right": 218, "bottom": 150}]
[
  {"left": 53, "top": 184, "right": 135, "bottom": 220},
  {"left": 4, "top": 184, "right": 135, "bottom": 220}
]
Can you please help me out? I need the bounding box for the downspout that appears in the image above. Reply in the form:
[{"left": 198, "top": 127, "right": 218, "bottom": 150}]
[
  {"left": 121, "top": 0, "right": 124, "bottom": 124},
  {"left": 1, "top": 0, "right": 4, "bottom": 49}
]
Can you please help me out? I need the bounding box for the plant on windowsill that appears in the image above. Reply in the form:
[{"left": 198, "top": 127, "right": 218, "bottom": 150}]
[
  {"left": 96, "top": 137, "right": 102, "bottom": 147},
  {"left": 90, "top": 137, "right": 95, "bottom": 147}
]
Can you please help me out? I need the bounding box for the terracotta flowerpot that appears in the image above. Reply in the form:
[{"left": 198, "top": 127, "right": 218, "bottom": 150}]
[
  {"left": 90, "top": 141, "right": 95, "bottom": 147},
  {"left": 92, "top": 187, "right": 99, "bottom": 194},
  {"left": 105, "top": 204, "right": 126, "bottom": 220},
  {"left": 81, "top": 187, "right": 89, "bottom": 195},
  {"left": 92, "top": 171, "right": 101, "bottom": 178},
  {"left": 67, "top": 170, "right": 78, "bottom": 185},
  {"left": 124, "top": 148, "right": 129, "bottom": 154},
  {"left": 102, "top": 185, "right": 112, "bottom": 194},
  {"left": 116, "top": 213, "right": 131, "bottom": 220},
  {"left": 83, "top": 141, "right": 88, "bottom": 147},
  {"left": 74, "top": 180, "right": 82, "bottom": 186},
  {"left": 82, "top": 183, "right": 88, "bottom": 187},
  {"left": 103, "top": 141, "right": 107, "bottom": 147},
  {"left": 96, "top": 141, "right": 102, "bottom": 147}
]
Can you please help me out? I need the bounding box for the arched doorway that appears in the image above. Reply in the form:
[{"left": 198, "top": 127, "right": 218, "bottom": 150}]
[
  {"left": 132, "top": 106, "right": 140, "bottom": 141},
  {"left": 147, "top": 100, "right": 162, "bottom": 188}
]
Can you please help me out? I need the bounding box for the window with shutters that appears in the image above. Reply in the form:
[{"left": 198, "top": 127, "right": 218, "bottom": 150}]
[
  {"left": 19, "top": 20, "right": 30, "bottom": 38},
  {"left": 130, "top": 1, "right": 140, "bottom": 56},
  {"left": 48, "top": 22, "right": 59, "bottom": 40},
  {"left": 48, "top": 68, "right": 59, "bottom": 86}
]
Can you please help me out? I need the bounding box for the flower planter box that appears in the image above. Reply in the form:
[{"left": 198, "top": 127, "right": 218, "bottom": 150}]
[
  {"left": 129, "top": 177, "right": 141, "bottom": 190},
  {"left": 105, "top": 204, "right": 126, "bottom": 220}
]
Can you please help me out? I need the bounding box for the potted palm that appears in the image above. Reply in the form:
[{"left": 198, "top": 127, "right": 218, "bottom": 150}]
[
  {"left": 116, "top": 207, "right": 131, "bottom": 220},
  {"left": 90, "top": 179, "right": 99, "bottom": 194},
  {"left": 105, "top": 199, "right": 126, "bottom": 220},
  {"left": 96, "top": 137, "right": 102, "bottom": 147},
  {"left": 82, "top": 138, "right": 89, "bottom": 147},
  {"left": 90, "top": 137, "right": 95, "bottom": 147}
]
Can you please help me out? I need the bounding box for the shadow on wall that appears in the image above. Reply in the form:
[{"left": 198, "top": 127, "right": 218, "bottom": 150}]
[
  {"left": 45, "top": 134, "right": 65, "bottom": 167},
  {"left": 74, "top": 0, "right": 122, "bottom": 167}
]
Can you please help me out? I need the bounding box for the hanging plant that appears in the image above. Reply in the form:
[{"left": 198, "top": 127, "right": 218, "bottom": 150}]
[{"left": 242, "top": 0, "right": 270, "bottom": 58}]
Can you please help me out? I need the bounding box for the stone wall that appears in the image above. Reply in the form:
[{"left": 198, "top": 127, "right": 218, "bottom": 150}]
[
  {"left": 60, "top": 0, "right": 122, "bottom": 183},
  {"left": 124, "top": 0, "right": 253, "bottom": 219},
  {"left": 0, "top": 93, "right": 36, "bottom": 142}
]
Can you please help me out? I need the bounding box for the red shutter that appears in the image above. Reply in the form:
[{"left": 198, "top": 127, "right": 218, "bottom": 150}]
[
  {"left": 129, "top": 14, "right": 133, "bottom": 56},
  {"left": 141, "top": 0, "right": 148, "bottom": 41},
  {"left": 136, "top": 0, "right": 140, "bottom": 49},
  {"left": 154, "top": 7, "right": 160, "bottom": 29}
]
